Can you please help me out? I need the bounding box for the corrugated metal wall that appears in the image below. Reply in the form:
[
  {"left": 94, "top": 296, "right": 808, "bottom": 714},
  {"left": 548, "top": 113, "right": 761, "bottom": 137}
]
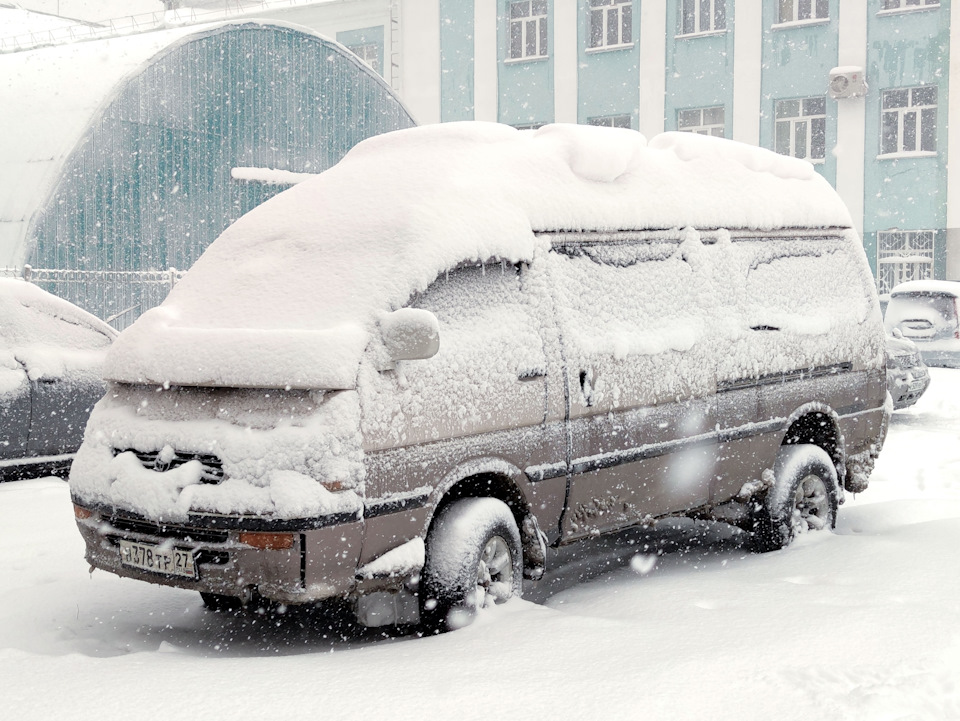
[{"left": 29, "top": 23, "right": 415, "bottom": 328}]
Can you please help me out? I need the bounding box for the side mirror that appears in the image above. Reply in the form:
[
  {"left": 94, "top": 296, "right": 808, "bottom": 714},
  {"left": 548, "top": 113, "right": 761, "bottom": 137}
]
[{"left": 380, "top": 308, "right": 440, "bottom": 362}]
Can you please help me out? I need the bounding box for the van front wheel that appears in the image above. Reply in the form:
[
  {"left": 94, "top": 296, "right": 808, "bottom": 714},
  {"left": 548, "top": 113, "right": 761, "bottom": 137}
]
[
  {"left": 420, "top": 497, "right": 523, "bottom": 633},
  {"left": 749, "top": 444, "right": 839, "bottom": 553}
]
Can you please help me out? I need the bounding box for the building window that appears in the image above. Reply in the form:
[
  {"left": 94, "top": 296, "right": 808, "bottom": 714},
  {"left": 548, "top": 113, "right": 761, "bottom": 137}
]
[
  {"left": 881, "top": 86, "right": 937, "bottom": 156},
  {"left": 777, "top": 0, "right": 829, "bottom": 24},
  {"left": 678, "top": 0, "right": 726, "bottom": 35},
  {"left": 775, "top": 97, "right": 826, "bottom": 163},
  {"left": 509, "top": 0, "right": 548, "bottom": 60},
  {"left": 589, "top": 0, "right": 632, "bottom": 49},
  {"left": 677, "top": 106, "right": 724, "bottom": 136},
  {"left": 881, "top": 0, "right": 938, "bottom": 10},
  {"left": 588, "top": 114, "right": 632, "bottom": 129},
  {"left": 347, "top": 43, "right": 381, "bottom": 75},
  {"left": 877, "top": 230, "right": 935, "bottom": 295}
]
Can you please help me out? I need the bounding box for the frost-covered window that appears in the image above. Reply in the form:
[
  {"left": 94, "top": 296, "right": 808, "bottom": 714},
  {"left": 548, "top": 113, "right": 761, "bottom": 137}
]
[
  {"left": 347, "top": 43, "right": 381, "bottom": 75},
  {"left": 678, "top": 106, "right": 724, "bottom": 136},
  {"left": 777, "top": 0, "right": 829, "bottom": 24},
  {"left": 881, "top": 86, "right": 937, "bottom": 156},
  {"left": 881, "top": 0, "right": 938, "bottom": 10},
  {"left": 509, "top": 0, "right": 548, "bottom": 60},
  {"left": 877, "top": 230, "right": 935, "bottom": 295},
  {"left": 588, "top": 114, "right": 632, "bottom": 129},
  {"left": 361, "top": 262, "right": 548, "bottom": 447},
  {"left": 589, "top": 0, "right": 632, "bottom": 49},
  {"left": 678, "top": 0, "right": 726, "bottom": 35},
  {"left": 775, "top": 97, "right": 826, "bottom": 163}
]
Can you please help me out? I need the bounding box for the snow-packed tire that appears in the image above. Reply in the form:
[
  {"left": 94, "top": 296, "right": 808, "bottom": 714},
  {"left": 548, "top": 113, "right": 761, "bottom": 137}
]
[
  {"left": 749, "top": 444, "right": 839, "bottom": 553},
  {"left": 419, "top": 497, "right": 523, "bottom": 633}
]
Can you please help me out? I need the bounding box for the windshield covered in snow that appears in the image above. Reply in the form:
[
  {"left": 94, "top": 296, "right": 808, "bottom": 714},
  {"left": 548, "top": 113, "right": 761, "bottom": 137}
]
[{"left": 885, "top": 293, "right": 959, "bottom": 336}]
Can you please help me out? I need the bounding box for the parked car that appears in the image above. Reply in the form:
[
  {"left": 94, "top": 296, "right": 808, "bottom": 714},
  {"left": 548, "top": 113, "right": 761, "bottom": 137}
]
[
  {"left": 885, "top": 331, "right": 930, "bottom": 410},
  {"left": 70, "top": 123, "right": 889, "bottom": 633},
  {"left": 884, "top": 280, "right": 960, "bottom": 368},
  {"left": 0, "top": 279, "right": 116, "bottom": 480}
]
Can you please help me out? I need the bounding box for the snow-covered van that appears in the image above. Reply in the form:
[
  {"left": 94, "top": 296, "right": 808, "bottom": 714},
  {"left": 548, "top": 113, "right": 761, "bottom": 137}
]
[{"left": 70, "top": 123, "right": 888, "bottom": 631}]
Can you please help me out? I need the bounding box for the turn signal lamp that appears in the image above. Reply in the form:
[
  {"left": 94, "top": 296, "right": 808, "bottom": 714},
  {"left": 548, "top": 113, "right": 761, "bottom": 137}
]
[
  {"left": 238, "top": 532, "right": 295, "bottom": 550},
  {"left": 73, "top": 504, "right": 93, "bottom": 520}
]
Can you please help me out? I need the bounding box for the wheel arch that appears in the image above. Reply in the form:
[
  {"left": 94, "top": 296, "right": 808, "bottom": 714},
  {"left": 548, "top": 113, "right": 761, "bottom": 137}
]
[
  {"left": 779, "top": 402, "right": 847, "bottom": 489},
  {"left": 424, "top": 457, "right": 542, "bottom": 577}
]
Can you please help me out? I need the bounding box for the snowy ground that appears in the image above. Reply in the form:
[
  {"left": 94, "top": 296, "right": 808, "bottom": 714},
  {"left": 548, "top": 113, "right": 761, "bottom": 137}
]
[{"left": 2, "top": 370, "right": 959, "bottom": 721}]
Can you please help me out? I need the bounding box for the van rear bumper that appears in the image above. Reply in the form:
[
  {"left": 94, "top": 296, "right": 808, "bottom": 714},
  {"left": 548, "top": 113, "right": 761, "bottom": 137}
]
[{"left": 72, "top": 501, "right": 363, "bottom": 603}]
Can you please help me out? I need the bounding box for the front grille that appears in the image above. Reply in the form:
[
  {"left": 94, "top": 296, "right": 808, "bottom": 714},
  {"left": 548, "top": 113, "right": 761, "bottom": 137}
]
[
  {"left": 116, "top": 448, "right": 225, "bottom": 484},
  {"left": 107, "top": 515, "right": 230, "bottom": 544}
]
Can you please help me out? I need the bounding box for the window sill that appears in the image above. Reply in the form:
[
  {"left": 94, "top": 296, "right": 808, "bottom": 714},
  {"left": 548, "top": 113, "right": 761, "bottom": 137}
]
[
  {"left": 674, "top": 29, "right": 727, "bottom": 40},
  {"left": 504, "top": 55, "right": 549, "bottom": 65},
  {"left": 877, "top": 5, "right": 939, "bottom": 17},
  {"left": 771, "top": 18, "right": 830, "bottom": 30},
  {"left": 877, "top": 151, "right": 938, "bottom": 160},
  {"left": 585, "top": 42, "right": 635, "bottom": 54}
]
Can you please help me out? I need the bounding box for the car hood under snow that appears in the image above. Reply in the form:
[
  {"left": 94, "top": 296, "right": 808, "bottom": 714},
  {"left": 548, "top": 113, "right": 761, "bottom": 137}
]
[{"left": 104, "top": 121, "right": 854, "bottom": 390}]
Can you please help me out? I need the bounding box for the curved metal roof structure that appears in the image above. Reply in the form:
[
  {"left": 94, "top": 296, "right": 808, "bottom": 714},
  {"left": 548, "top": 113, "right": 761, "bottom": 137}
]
[{"left": 0, "top": 20, "right": 415, "bottom": 325}]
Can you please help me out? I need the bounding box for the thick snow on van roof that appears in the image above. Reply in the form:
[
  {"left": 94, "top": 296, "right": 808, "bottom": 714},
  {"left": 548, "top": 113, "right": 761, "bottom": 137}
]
[{"left": 105, "top": 122, "right": 855, "bottom": 390}]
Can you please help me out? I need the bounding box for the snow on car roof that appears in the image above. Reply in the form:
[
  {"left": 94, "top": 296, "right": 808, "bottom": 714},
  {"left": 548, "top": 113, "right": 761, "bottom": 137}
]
[
  {"left": 890, "top": 280, "right": 960, "bottom": 297},
  {"left": 0, "top": 278, "right": 117, "bottom": 342},
  {"left": 105, "top": 121, "right": 856, "bottom": 390}
]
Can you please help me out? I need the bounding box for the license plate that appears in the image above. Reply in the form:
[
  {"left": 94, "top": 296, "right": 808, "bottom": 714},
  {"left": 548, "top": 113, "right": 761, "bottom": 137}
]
[
  {"left": 119, "top": 539, "right": 197, "bottom": 579},
  {"left": 910, "top": 379, "right": 926, "bottom": 392}
]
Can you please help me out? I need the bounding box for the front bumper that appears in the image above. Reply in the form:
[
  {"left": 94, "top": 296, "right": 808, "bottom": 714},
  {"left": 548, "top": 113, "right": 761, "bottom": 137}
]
[{"left": 73, "top": 500, "right": 364, "bottom": 603}]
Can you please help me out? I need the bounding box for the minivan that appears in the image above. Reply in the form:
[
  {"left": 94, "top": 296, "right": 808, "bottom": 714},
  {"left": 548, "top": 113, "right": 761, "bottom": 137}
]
[
  {"left": 884, "top": 280, "right": 960, "bottom": 368},
  {"left": 70, "top": 123, "right": 889, "bottom": 632}
]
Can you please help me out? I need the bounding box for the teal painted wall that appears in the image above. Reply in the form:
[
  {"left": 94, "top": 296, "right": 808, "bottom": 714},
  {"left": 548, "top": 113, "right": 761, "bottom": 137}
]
[
  {"left": 863, "top": 3, "right": 950, "bottom": 278},
  {"left": 440, "top": 0, "right": 476, "bottom": 122},
  {"left": 664, "top": 0, "right": 734, "bottom": 135},
  {"left": 759, "top": 1, "right": 838, "bottom": 186},
  {"left": 577, "top": 0, "right": 639, "bottom": 126},
  {"left": 30, "top": 24, "right": 415, "bottom": 325},
  {"left": 498, "top": 0, "right": 554, "bottom": 125}
]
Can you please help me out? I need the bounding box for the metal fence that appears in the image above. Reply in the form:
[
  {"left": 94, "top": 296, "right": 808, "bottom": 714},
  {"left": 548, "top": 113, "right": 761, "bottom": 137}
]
[{"left": 0, "top": 266, "right": 185, "bottom": 330}]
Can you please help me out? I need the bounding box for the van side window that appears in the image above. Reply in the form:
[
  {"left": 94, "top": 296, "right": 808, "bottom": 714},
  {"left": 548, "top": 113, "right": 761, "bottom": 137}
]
[
  {"left": 547, "top": 240, "right": 715, "bottom": 406},
  {"left": 361, "top": 262, "right": 548, "bottom": 451}
]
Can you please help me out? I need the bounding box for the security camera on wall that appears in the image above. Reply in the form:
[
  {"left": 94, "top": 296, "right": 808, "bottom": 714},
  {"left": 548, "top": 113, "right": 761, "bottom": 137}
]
[{"left": 829, "top": 67, "right": 868, "bottom": 99}]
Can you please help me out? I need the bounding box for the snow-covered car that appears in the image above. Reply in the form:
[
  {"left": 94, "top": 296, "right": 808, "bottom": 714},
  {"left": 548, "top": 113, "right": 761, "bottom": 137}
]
[
  {"left": 70, "top": 123, "right": 889, "bottom": 633},
  {"left": 885, "top": 332, "right": 930, "bottom": 410},
  {"left": 1, "top": 279, "right": 116, "bottom": 480},
  {"left": 884, "top": 280, "right": 960, "bottom": 368}
]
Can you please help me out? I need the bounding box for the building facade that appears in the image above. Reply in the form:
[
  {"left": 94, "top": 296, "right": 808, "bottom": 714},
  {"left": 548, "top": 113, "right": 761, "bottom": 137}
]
[
  {"left": 238, "top": 0, "right": 956, "bottom": 295},
  {"left": 4, "top": 0, "right": 955, "bottom": 295}
]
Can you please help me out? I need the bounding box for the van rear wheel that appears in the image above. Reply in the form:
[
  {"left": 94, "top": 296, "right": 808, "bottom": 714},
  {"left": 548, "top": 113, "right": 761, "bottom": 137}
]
[
  {"left": 419, "top": 497, "right": 523, "bottom": 633},
  {"left": 749, "top": 444, "right": 839, "bottom": 553}
]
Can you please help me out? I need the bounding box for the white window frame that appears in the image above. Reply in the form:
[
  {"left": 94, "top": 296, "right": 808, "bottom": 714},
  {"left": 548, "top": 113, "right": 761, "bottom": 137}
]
[
  {"left": 677, "top": 0, "right": 726, "bottom": 36},
  {"left": 879, "top": 0, "right": 939, "bottom": 13},
  {"left": 880, "top": 86, "right": 937, "bottom": 157},
  {"left": 587, "top": 114, "right": 632, "bottom": 129},
  {"left": 347, "top": 43, "right": 381, "bottom": 75},
  {"left": 774, "top": 97, "right": 826, "bottom": 164},
  {"left": 877, "top": 230, "right": 935, "bottom": 295},
  {"left": 588, "top": 0, "right": 633, "bottom": 50},
  {"left": 677, "top": 106, "right": 724, "bottom": 137},
  {"left": 508, "top": 0, "right": 548, "bottom": 61},
  {"left": 775, "top": 0, "right": 830, "bottom": 25}
]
